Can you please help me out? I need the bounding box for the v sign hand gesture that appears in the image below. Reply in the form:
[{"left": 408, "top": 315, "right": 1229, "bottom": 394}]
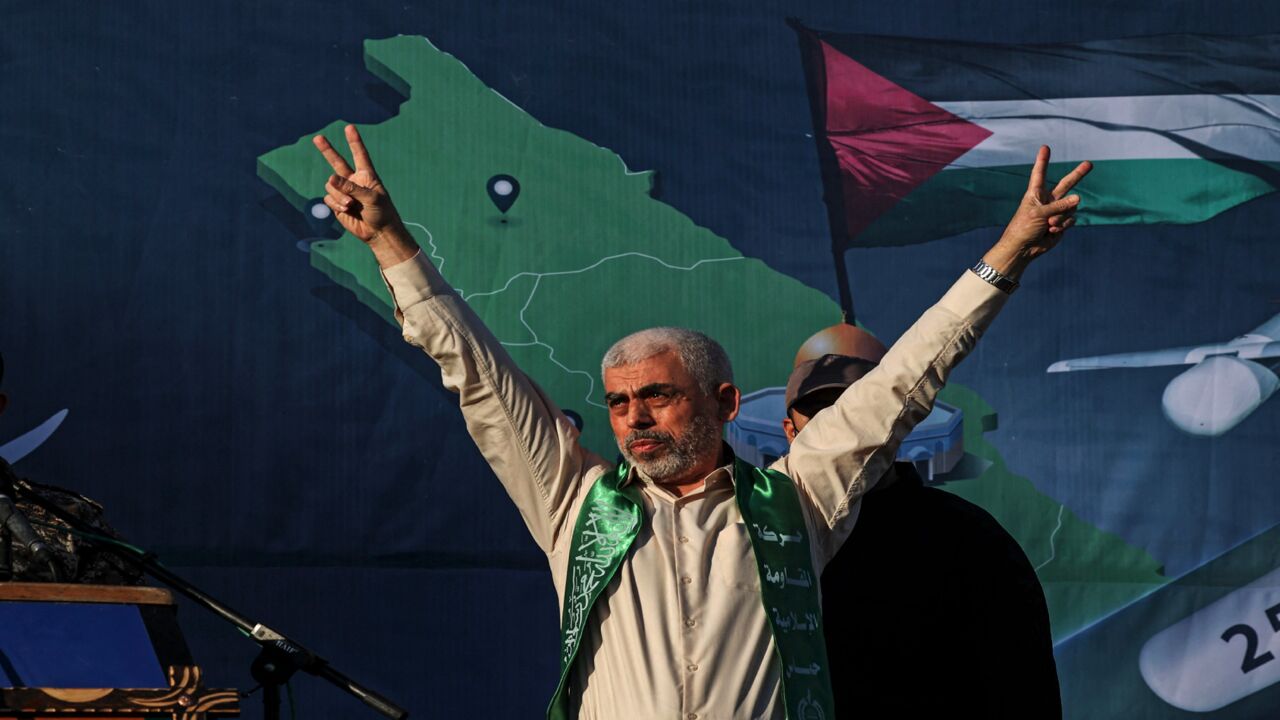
[
  {"left": 313, "top": 124, "right": 419, "bottom": 268},
  {"left": 983, "top": 146, "right": 1092, "bottom": 280}
]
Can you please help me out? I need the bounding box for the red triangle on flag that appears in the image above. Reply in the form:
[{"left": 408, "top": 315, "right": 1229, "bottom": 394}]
[{"left": 817, "top": 40, "right": 992, "bottom": 240}]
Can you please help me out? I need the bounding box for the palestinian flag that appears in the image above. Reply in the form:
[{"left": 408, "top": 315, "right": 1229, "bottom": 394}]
[{"left": 790, "top": 22, "right": 1280, "bottom": 249}]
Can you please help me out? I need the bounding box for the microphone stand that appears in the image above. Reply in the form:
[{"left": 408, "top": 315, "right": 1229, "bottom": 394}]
[{"left": 0, "top": 474, "right": 409, "bottom": 720}]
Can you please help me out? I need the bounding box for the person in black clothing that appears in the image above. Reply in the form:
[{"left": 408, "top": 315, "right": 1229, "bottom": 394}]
[{"left": 782, "top": 353, "right": 1061, "bottom": 718}]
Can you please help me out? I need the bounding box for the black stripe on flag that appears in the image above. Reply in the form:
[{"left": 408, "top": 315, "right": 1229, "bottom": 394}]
[{"left": 803, "top": 30, "right": 1280, "bottom": 101}]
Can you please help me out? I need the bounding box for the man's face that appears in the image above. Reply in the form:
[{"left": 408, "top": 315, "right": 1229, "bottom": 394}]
[
  {"left": 603, "top": 351, "right": 737, "bottom": 483},
  {"left": 782, "top": 387, "right": 845, "bottom": 444}
]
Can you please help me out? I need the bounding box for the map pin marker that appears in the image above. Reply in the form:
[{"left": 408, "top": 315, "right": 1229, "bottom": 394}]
[{"left": 487, "top": 174, "right": 520, "bottom": 215}]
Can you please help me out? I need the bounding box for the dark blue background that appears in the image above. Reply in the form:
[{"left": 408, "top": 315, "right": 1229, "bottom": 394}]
[{"left": 4, "top": 2, "right": 1280, "bottom": 717}]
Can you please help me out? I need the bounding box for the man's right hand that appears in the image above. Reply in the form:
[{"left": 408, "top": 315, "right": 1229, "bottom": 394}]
[
  {"left": 982, "top": 146, "right": 1091, "bottom": 281},
  {"left": 313, "top": 124, "right": 419, "bottom": 267}
]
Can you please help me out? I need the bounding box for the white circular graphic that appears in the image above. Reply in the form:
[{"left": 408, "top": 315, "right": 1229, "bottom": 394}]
[{"left": 493, "top": 179, "right": 514, "bottom": 196}]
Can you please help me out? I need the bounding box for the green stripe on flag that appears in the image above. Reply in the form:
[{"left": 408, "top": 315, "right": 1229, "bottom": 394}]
[{"left": 856, "top": 160, "right": 1279, "bottom": 247}]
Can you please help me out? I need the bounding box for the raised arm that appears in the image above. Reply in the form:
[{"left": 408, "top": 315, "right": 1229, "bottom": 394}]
[
  {"left": 981, "top": 145, "right": 1091, "bottom": 281},
  {"left": 784, "top": 147, "right": 1091, "bottom": 558},
  {"left": 313, "top": 126, "right": 419, "bottom": 267},
  {"left": 314, "top": 125, "right": 605, "bottom": 554}
]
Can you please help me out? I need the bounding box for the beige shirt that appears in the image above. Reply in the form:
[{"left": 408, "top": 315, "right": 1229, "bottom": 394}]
[{"left": 381, "top": 251, "right": 1008, "bottom": 719}]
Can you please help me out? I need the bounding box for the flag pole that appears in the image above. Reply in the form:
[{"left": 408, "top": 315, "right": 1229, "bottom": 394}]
[
  {"left": 789, "top": 17, "right": 858, "bottom": 324},
  {"left": 832, "top": 247, "right": 855, "bottom": 323}
]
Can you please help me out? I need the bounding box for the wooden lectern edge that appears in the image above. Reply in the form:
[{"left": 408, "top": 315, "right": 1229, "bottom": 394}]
[{"left": 0, "top": 582, "right": 174, "bottom": 606}]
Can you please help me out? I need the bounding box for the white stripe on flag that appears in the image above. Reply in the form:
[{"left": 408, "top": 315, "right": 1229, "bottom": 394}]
[{"left": 937, "top": 94, "right": 1280, "bottom": 167}]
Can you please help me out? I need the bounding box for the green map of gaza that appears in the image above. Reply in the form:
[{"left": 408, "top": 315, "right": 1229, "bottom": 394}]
[{"left": 258, "top": 34, "right": 1165, "bottom": 640}]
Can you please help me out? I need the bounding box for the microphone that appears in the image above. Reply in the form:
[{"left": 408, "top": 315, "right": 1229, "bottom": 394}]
[{"left": 0, "top": 492, "right": 61, "bottom": 582}]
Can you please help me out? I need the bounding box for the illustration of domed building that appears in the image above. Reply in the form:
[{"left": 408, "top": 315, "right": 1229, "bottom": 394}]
[
  {"left": 728, "top": 321, "right": 965, "bottom": 481},
  {"left": 725, "top": 387, "right": 964, "bottom": 482}
]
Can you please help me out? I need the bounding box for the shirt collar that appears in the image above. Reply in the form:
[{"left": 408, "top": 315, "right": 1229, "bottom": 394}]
[{"left": 620, "top": 443, "right": 738, "bottom": 489}]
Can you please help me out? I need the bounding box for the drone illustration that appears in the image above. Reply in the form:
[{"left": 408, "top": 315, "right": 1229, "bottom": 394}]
[{"left": 1048, "top": 313, "right": 1280, "bottom": 436}]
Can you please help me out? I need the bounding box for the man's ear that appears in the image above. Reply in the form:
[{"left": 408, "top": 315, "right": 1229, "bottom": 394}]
[
  {"left": 0, "top": 393, "right": 8, "bottom": 417},
  {"left": 715, "top": 383, "right": 741, "bottom": 423},
  {"left": 782, "top": 416, "right": 797, "bottom": 444}
]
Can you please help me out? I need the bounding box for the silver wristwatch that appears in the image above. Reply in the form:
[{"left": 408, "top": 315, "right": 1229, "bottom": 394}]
[{"left": 970, "top": 259, "right": 1019, "bottom": 294}]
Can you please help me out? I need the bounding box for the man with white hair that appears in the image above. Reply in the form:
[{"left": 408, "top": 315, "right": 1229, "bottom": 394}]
[{"left": 313, "top": 125, "right": 1089, "bottom": 719}]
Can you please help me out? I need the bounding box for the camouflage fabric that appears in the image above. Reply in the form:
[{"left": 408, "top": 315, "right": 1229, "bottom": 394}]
[{"left": 1, "top": 458, "right": 144, "bottom": 585}]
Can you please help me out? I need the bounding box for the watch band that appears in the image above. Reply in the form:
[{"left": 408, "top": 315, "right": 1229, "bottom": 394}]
[{"left": 970, "top": 259, "right": 1020, "bottom": 294}]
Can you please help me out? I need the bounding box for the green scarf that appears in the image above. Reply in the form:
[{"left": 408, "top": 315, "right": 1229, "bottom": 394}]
[{"left": 547, "top": 456, "right": 836, "bottom": 719}]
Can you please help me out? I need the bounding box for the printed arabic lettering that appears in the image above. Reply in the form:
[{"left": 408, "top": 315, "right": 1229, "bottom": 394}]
[
  {"left": 786, "top": 662, "right": 822, "bottom": 677},
  {"left": 796, "top": 690, "right": 827, "bottom": 720},
  {"left": 785, "top": 569, "right": 813, "bottom": 588},
  {"left": 562, "top": 498, "right": 638, "bottom": 664},
  {"left": 779, "top": 531, "right": 803, "bottom": 546},
  {"left": 753, "top": 523, "right": 779, "bottom": 542}
]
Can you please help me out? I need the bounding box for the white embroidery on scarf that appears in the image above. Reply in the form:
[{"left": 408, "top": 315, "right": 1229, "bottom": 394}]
[{"left": 562, "top": 497, "right": 637, "bottom": 664}]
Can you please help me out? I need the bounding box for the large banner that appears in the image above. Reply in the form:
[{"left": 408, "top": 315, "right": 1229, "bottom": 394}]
[{"left": 4, "top": 2, "right": 1280, "bottom": 717}]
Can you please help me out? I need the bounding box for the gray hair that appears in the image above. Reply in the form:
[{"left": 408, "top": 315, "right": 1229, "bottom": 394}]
[{"left": 601, "top": 327, "right": 733, "bottom": 395}]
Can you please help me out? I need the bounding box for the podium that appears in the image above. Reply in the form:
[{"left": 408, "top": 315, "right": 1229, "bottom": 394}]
[{"left": 0, "top": 583, "right": 239, "bottom": 719}]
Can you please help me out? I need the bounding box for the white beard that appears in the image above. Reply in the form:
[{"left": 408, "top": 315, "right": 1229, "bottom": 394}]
[{"left": 618, "top": 411, "right": 723, "bottom": 480}]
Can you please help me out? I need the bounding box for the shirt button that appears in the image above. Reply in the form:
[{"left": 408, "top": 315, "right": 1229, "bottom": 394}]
[
  {"left": 687, "top": 663, "right": 699, "bottom": 672},
  {"left": 678, "top": 535, "right": 690, "bottom": 544},
  {"left": 685, "top": 619, "right": 696, "bottom": 628},
  {"left": 687, "top": 714, "right": 698, "bottom": 720},
  {"left": 681, "top": 576, "right": 692, "bottom": 585}
]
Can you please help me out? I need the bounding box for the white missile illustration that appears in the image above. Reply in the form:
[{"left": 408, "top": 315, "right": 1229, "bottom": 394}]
[
  {"left": 1140, "top": 565, "right": 1280, "bottom": 712},
  {"left": 1048, "top": 313, "right": 1280, "bottom": 436}
]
